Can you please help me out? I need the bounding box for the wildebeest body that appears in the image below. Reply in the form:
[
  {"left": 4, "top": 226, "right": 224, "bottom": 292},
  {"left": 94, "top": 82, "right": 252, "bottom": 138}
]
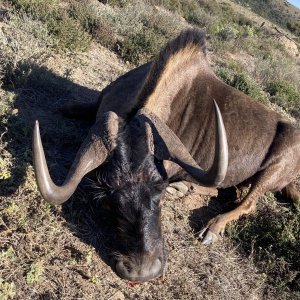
[
  {"left": 33, "top": 28, "right": 300, "bottom": 281},
  {"left": 87, "top": 47, "right": 299, "bottom": 191}
]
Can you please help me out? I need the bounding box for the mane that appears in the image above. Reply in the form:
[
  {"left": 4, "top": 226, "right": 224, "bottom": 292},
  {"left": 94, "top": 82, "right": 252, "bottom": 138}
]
[{"left": 130, "top": 28, "right": 207, "bottom": 115}]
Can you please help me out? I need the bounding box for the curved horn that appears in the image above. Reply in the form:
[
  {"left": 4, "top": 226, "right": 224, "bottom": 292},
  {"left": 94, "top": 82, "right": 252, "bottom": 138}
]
[
  {"left": 136, "top": 100, "right": 228, "bottom": 187},
  {"left": 33, "top": 111, "right": 119, "bottom": 205}
]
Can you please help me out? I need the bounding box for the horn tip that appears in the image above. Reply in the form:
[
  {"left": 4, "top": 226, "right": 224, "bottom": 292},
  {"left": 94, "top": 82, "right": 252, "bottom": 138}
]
[
  {"left": 212, "top": 99, "right": 219, "bottom": 110},
  {"left": 34, "top": 120, "right": 40, "bottom": 131},
  {"left": 33, "top": 120, "right": 41, "bottom": 144}
]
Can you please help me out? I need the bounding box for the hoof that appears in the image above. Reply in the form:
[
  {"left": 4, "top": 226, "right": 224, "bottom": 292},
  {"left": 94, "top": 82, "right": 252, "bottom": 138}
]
[
  {"left": 199, "top": 229, "right": 219, "bottom": 245},
  {"left": 166, "top": 182, "right": 189, "bottom": 198}
]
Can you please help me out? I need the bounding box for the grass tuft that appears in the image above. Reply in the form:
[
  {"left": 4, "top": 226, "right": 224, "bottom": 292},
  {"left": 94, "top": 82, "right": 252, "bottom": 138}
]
[
  {"left": 118, "top": 29, "right": 165, "bottom": 65},
  {"left": 26, "top": 261, "right": 44, "bottom": 284},
  {"left": 0, "top": 279, "right": 16, "bottom": 300},
  {"left": 217, "top": 67, "right": 266, "bottom": 102},
  {"left": 227, "top": 195, "right": 300, "bottom": 296}
]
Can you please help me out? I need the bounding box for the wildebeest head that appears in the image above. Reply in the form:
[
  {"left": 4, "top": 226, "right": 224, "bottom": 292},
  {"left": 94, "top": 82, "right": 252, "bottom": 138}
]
[
  {"left": 32, "top": 102, "right": 228, "bottom": 282},
  {"left": 95, "top": 119, "right": 168, "bottom": 281}
]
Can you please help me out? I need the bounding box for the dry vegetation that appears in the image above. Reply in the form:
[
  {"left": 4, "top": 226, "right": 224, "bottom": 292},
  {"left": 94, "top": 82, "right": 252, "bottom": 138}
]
[
  {"left": 0, "top": 0, "right": 300, "bottom": 299},
  {"left": 233, "top": 0, "right": 300, "bottom": 38}
]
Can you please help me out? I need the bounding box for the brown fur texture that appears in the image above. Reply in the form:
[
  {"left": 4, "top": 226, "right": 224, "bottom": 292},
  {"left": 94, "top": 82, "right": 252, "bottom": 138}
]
[{"left": 64, "top": 28, "right": 300, "bottom": 243}]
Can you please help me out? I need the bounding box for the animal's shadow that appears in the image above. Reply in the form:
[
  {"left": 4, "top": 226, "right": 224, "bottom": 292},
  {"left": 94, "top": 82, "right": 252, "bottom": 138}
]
[
  {"left": 1, "top": 63, "right": 97, "bottom": 196},
  {"left": 188, "top": 186, "right": 292, "bottom": 234},
  {"left": 1, "top": 64, "right": 118, "bottom": 268},
  {"left": 188, "top": 187, "right": 240, "bottom": 233},
  {"left": 61, "top": 186, "right": 120, "bottom": 268}
]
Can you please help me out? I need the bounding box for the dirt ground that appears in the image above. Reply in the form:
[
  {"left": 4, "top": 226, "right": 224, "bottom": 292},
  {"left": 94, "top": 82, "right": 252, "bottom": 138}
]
[{"left": 1, "top": 10, "right": 299, "bottom": 297}]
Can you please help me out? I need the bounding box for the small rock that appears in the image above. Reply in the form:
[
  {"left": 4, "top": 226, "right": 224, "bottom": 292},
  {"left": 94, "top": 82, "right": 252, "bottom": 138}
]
[{"left": 166, "top": 186, "right": 185, "bottom": 198}]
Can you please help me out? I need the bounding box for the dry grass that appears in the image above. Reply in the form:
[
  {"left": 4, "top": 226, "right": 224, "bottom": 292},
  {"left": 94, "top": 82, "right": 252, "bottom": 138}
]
[
  {"left": 0, "top": 0, "right": 300, "bottom": 299},
  {"left": 0, "top": 186, "right": 265, "bottom": 299}
]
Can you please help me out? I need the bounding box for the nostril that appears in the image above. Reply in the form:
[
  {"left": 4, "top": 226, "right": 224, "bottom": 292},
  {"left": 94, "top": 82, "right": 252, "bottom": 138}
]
[
  {"left": 115, "top": 258, "right": 163, "bottom": 282},
  {"left": 116, "top": 260, "right": 133, "bottom": 278},
  {"left": 123, "top": 261, "right": 132, "bottom": 273}
]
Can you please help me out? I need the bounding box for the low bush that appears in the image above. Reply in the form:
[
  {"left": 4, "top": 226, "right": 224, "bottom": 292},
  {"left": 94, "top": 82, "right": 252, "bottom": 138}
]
[
  {"left": 266, "top": 81, "right": 300, "bottom": 118},
  {"left": 287, "top": 21, "right": 300, "bottom": 36},
  {"left": 8, "top": 0, "right": 91, "bottom": 51},
  {"left": 68, "top": 1, "right": 116, "bottom": 49},
  {"left": 238, "top": 15, "right": 253, "bottom": 27},
  {"left": 217, "top": 67, "right": 265, "bottom": 101},
  {"left": 227, "top": 196, "right": 300, "bottom": 296},
  {"left": 233, "top": 73, "right": 262, "bottom": 98},
  {"left": 118, "top": 29, "right": 165, "bottom": 65},
  {"left": 217, "top": 26, "right": 238, "bottom": 41},
  {"left": 49, "top": 16, "right": 91, "bottom": 52}
]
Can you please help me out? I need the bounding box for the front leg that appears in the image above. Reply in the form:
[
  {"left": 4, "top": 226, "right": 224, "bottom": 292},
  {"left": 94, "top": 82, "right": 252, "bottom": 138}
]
[
  {"left": 199, "top": 186, "right": 261, "bottom": 244},
  {"left": 199, "top": 151, "right": 299, "bottom": 244}
]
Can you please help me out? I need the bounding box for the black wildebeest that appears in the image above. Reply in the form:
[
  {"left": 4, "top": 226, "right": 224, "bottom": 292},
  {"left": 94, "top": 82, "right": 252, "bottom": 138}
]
[{"left": 33, "top": 29, "right": 300, "bottom": 282}]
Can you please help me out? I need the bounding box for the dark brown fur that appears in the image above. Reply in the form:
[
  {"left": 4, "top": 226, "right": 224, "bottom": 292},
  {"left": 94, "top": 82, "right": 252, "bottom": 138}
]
[{"left": 64, "top": 28, "right": 300, "bottom": 244}]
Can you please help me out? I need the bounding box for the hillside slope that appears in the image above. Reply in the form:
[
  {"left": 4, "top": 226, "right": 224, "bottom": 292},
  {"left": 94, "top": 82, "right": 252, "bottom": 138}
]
[
  {"left": 233, "top": 0, "right": 300, "bottom": 37},
  {"left": 0, "top": 0, "right": 299, "bottom": 299}
]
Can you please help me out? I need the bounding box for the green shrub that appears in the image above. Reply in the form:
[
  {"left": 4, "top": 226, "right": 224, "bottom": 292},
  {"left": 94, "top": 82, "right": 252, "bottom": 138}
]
[
  {"left": 287, "top": 21, "right": 300, "bottom": 36},
  {"left": 68, "top": 1, "right": 116, "bottom": 49},
  {"left": 233, "top": 73, "right": 261, "bottom": 98},
  {"left": 68, "top": 2, "right": 100, "bottom": 34},
  {"left": 8, "top": 0, "right": 57, "bottom": 21},
  {"left": 227, "top": 198, "right": 300, "bottom": 295},
  {"left": 48, "top": 17, "right": 91, "bottom": 51},
  {"left": 266, "top": 81, "right": 300, "bottom": 117},
  {"left": 118, "top": 29, "right": 165, "bottom": 65},
  {"left": 217, "top": 67, "right": 265, "bottom": 101},
  {"left": 216, "top": 67, "right": 234, "bottom": 85},
  {"left": 8, "top": 0, "right": 91, "bottom": 51},
  {"left": 217, "top": 26, "right": 237, "bottom": 41}
]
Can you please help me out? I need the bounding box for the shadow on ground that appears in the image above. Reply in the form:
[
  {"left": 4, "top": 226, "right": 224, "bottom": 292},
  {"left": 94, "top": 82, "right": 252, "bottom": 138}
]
[
  {"left": 188, "top": 187, "right": 239, "bottom": 233},
  {"left": 0, "top": 63, "right": 98, "bottom": 196},
  {"left": 0, "top": 64, "right": 120, "bottom": 269}
]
